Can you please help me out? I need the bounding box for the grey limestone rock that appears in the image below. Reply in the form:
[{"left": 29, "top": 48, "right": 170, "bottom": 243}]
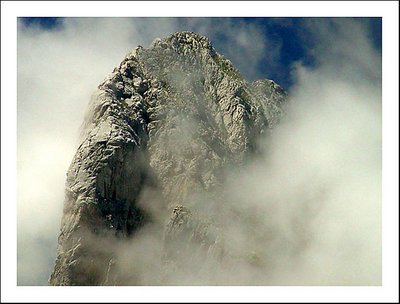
[{"left": 49, "top": 31, "right": 287, "bottom": 285}]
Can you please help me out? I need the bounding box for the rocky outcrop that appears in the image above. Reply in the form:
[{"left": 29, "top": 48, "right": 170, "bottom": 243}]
[{"left": 49, "top": 31, "right": 286, "bottom": 285}]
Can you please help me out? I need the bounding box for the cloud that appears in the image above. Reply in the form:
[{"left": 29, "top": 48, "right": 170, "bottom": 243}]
[
  {"left": 301, "top": 18, "right": 381, "bottom": 84},
  {"left": 17, "top": 17, "right": 381, "bottom": 286},
  {"left": 219, "top": 18, "right": 382, "bottom": 285},
  {"left": 17, "top": 17, "right": 181, "bottom": 285}
]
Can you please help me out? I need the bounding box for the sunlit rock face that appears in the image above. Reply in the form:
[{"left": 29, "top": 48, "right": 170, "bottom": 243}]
[{"left": 49, "top": 31, "right": 286, "bottom": 286}]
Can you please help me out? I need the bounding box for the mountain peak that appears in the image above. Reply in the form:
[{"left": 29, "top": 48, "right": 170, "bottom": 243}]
[
  {"left": 147, "top": 31, "right": 215, "bottom": 59},
  {"left": 158, "top": 31, "right": 212, "bottom": 46},
  {"left": 50, "top": 32, "right": 287, "bottom": 286}
]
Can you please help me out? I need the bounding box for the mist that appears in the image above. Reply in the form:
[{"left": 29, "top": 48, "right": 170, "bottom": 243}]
[
  {"left": 17, "top": 18, "right": 381, "bottom": 286},
  {"left": 223, "top": 18, "right": 382, "bottom": 285}
]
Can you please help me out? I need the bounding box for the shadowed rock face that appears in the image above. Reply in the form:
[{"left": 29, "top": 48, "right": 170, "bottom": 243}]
[{"left": 49, "top": 31, "right": 286, "bottom": 286}]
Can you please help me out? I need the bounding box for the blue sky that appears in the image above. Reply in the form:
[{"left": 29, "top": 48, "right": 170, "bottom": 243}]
[{"left": 19, "top": 17, "right": 382, "bottom": 91}]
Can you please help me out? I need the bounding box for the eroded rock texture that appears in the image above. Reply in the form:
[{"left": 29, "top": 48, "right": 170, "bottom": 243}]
[{"left": 49, "top": 32, "right": 286, "bottom": 285}]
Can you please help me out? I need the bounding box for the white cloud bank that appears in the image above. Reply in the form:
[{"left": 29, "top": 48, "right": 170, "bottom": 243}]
[
  {"left": 230, "top": 18, "right": 382, "bottom": 285},
  {"left": 17, "top": 17, "right": 177, "bottom": 285},
  {"left": 17, "top": 17, "right": 381, "bottom": 286}
]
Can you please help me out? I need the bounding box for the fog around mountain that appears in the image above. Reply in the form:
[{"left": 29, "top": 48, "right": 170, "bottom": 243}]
[{"left": 17, "top": 18, "right": 381, "bottom": 287}]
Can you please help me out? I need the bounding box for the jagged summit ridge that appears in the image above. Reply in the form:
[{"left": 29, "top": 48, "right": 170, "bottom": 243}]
[
  {"left": 50, "top": 31, "right": 287, "bottom": 285},
  {"left": 151, "top": 31, "right": 214, "bottom": 49}
]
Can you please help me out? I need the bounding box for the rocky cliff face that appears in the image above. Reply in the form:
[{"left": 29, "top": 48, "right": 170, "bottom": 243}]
[{"left": 49, "top": 31, "right": 287, "bottom": 285}]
